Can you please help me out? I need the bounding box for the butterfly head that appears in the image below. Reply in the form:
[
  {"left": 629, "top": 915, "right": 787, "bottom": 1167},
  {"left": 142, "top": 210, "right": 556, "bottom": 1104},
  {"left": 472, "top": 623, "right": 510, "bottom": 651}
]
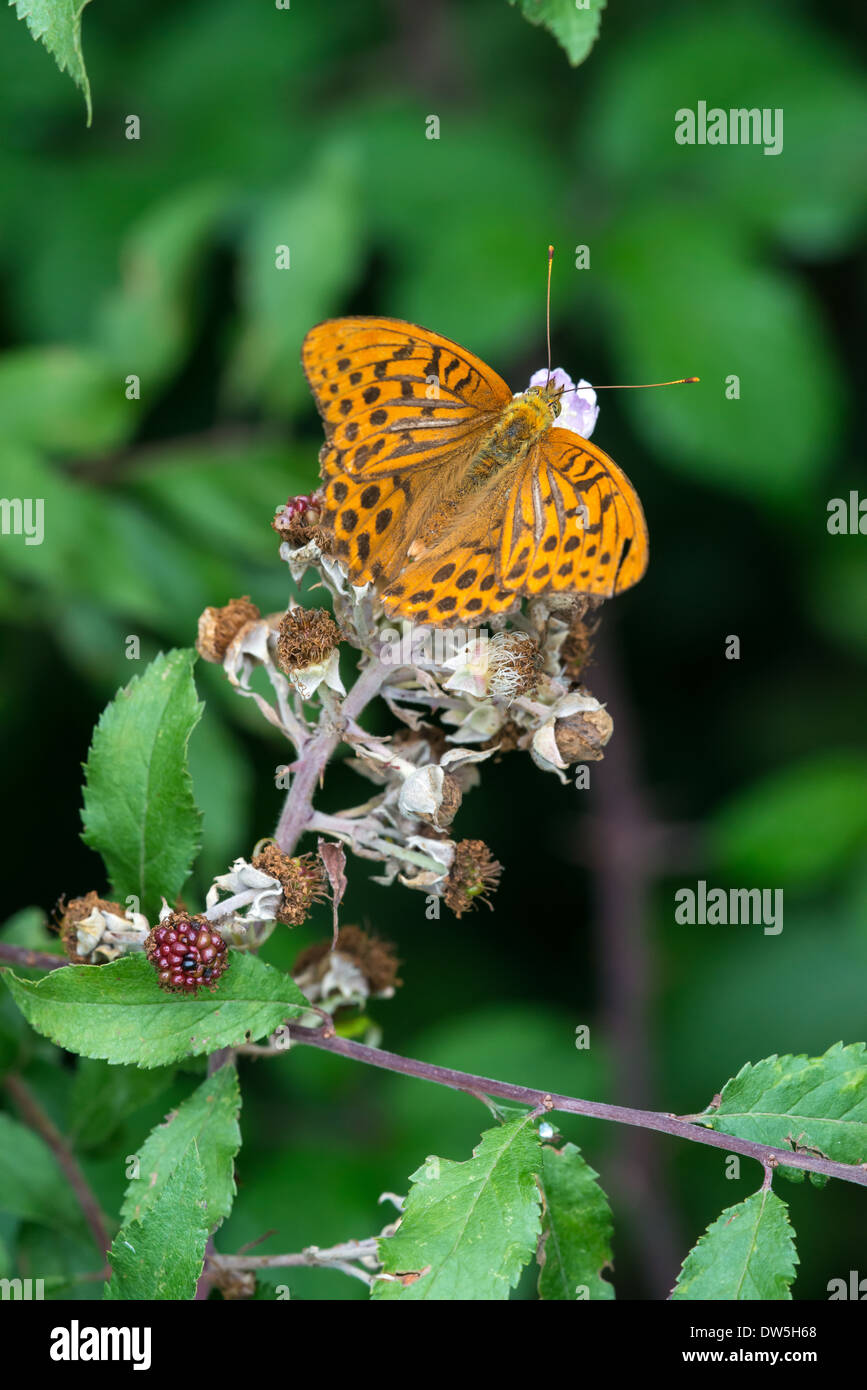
[{"left": 516, "top": 381, "right": 562, "bottom": 426}]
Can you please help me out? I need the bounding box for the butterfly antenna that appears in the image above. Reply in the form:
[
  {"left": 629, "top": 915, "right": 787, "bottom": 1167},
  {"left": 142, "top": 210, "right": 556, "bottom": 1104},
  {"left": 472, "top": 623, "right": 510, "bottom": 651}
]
[
  {"left": 545, "top": 245, "right": 554, "bottom": 387},
  {"left": 561, "top": 376, "right": 700, "bottom": 393}
]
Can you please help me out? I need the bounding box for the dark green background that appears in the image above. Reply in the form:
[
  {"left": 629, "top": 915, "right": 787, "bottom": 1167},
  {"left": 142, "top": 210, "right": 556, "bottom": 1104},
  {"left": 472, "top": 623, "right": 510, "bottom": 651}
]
[{"left": 0, "top": 0, "right": 865, "bottom": 1299}]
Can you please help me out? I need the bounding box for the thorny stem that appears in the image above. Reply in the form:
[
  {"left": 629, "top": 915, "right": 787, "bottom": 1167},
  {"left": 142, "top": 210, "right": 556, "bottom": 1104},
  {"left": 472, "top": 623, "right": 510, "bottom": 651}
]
[
  {"left": 0, "top": 943, "right": 66, "bottom": 972},
  {"left": 210, "top": 1237, "right": 379, "bottom": 1273},
  {"left": 3, "top": 1073, "right": 112, "bottom": 1257},
  {"left": 238, "top": 1026, "right": 867, "bottom": 1190},
  {"left": 274, "top": 656, "right": 391, "bottom": 855}
]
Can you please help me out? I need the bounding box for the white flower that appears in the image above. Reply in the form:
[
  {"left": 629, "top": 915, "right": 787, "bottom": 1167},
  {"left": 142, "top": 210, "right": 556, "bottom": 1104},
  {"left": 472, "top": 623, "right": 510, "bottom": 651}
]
[
  {"left": 442, "top": 638, "right": 489, "bottom": 700},
  {"left": 294, "top": 952, "right": 371, "bottom": 1008},
  {"left": 443, "top": 632, "right": 539, "bottom": 703},
  {"left": 288, "top": 646, "right": 345, "bottom": 701},
  {"left": 206, "top": 858, "right": 284, "bottom": 921},
  {"left": 70, "top": 902, "right": 148, "bottom": 962},
  {"left": 528, "top": 367, "right": 599, "bottom": 439},
  {"left": 442, "top": 700, "right": 504, "bottom": 744},
  {"left": 397, "top": 745, "right": 495, "bottom": 826}
]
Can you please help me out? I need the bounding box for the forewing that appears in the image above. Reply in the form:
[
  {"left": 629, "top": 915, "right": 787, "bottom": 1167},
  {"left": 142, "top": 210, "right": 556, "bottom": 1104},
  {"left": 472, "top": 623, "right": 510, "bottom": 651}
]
[
  {"left": 320, "top": 444, "right": 425, "bottom": 586},
  {"left": 302, "top": 317, "right": 511, "bottom": 478}
]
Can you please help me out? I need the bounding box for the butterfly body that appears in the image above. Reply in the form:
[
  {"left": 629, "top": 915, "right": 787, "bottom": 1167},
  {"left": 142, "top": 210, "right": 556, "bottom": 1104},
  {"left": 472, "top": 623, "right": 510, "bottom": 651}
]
[
  {"left": 467, "top": 385, "right": 561, "bottom": 483},
  {"left": 302, "top": 316, "right": 648, "bottom": 626}
]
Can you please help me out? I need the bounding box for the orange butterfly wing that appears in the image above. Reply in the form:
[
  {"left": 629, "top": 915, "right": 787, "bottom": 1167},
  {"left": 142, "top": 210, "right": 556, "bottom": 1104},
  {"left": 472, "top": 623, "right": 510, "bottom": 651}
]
[
  {"left": 302, "top": 317, "right": 511, "bottom": 478},
  {"left": 499, "top": 428, "right": 648, "bottom": 600},
  {"left": 378, "top": 429, "right": 647, "bottom": 624},
  {"left": 302, "top": 317, "right": 648, "bottom": 621}
]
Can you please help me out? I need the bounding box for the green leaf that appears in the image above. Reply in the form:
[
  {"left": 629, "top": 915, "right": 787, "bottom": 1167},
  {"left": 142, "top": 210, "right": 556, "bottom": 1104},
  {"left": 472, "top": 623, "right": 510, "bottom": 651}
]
[
  {"left": 229, "top": 139, "right": 364, "bottom": 416},
  {"left": 96, "top": 185, "right": 228, "bottom": 383},
  {"left": 186, "top": 707, "right": 253, "bottom": 889},
  {"left": 537, "top": 1143, "right": 615, "bottom": 1299},
  {"left": 672, "top": 1188, "right": 798, "bottom": 1300},
  {"left": 507, "top": 0, "right": 605, "bottom": 67},
  {"left": 1, "top": 952, "right": 310, "bottom": 1068},
  {"left": 0, "top": 1113, "right": 86, "bottom": 1234},
  {"left": 9, "top": 0, "right": 92, "bottom": 122},
  {"left": 0, "top": 448, "right": 177, "bottom": 623},
  {"left": 588, "top": 9, "right": 867, "bottom": 257},
  {"left": 80, "top": 649, "right": 204, "bottom": 920},
  {"left": 0, "top": 347, "right": 131, "bottom": 456},
  {"left": 120, "top": 441, "right": 312, "bottom": 564},
  {"left": 67, "top": 1059, "right": 177, "bottom": 1149},
  {"left": 604, "top": 208, "right": 841, "bottom": 503},
  {"left": 0, "top": 906, "right": 62, "bottom": 956},
  {"left": 697, "top": 1042, "right": 867, "bottom": 1165},
  {"left": 105, "top": 1144, "right": 208, "bottom": 1300},
  {"left": 122, "top": 1065, "right": 241, "bottom": 1231},
  {"left": 373, "top": 1115, "right": 542, "bottom": 1300},
  {"left": 711, "top": 754, "right": 867, "bottom": 889}
]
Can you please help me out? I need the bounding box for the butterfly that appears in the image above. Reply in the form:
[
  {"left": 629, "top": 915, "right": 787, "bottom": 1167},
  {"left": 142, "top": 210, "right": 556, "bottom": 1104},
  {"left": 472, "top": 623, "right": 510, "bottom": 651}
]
[{"left": 301, "top": 316, "right": 649, "bottom": 627}]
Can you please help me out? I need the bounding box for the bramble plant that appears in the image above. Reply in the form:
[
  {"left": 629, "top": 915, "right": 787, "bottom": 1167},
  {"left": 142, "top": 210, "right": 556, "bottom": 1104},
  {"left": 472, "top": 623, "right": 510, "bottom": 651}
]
[
  {"left": 1, "top": 381, "right": 865, "bottom": 1300},
  {"left": 1, "top": 0, "right": 865, "bottom": 1311}
]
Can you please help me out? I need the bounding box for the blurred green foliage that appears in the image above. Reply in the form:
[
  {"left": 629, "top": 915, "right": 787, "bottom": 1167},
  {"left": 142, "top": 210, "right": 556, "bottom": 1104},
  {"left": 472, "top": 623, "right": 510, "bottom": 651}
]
[{"left": 0, "top": 0, "right": 865, "bottom": 1299}]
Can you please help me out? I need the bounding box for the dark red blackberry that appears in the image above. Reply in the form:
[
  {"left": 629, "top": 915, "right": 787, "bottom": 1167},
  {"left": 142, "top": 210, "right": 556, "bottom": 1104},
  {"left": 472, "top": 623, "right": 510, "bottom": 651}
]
[{"left": 145, "top": 914, "right": 229, "bottom": 994}]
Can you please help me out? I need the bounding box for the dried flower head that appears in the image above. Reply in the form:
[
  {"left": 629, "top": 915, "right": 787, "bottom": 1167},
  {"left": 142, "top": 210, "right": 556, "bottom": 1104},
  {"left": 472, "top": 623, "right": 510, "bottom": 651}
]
[
  {"left": 443, "top": 631, "right": 540, "bottom": 703},
  {"left": 211, "top": 1268, "right": 257, "bottom": 1301},
  {"left": 55, "top": 891, "right": 148, "bottom": 964},
  {"left": 272, "top": 489, "right": 333, "bottom": 552},
  {"left": 196, "top": 597, "right": 261, "bottom": 664},
  {"left": 277, "top": 606, "right": 340, "bottom": 671},
  {"left": 444, "top": 839, "right": 503, "bottom": 918},
  {"left": 276, "top": 606, "right": 343, "bottom": 700},
  {"left": 482, "top": 719, "right": 524, "bottom": 758},
  {"left": 251, "top": 844, "right": 327, "bottom": 926},
  {"left": 560, "top": 597, "right": 603, "bottom": 681},
  {"left": 292, "top": 925, "right": 402, "bottom": 1004},
  {"left": 487, "top": 631, "right": 541, "bottom": 701},
  {"left": 554, "top": 696, "right": 613, "bottom": 764}
]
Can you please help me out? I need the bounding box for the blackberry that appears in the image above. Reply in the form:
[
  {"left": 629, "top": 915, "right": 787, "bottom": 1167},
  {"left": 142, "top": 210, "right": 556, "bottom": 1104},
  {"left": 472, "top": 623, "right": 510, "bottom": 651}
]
[{"left": 145, "top": 914, "right": 229, "bottom": 994}]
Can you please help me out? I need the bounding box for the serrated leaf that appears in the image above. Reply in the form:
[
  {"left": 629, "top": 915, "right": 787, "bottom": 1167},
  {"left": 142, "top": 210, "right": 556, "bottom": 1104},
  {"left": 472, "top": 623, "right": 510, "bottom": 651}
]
[
  {"left": 9, "top": 0, "right": 92, "bottom": 122},
  {"left": 122, "top": 1065, "right": 241, "bottom": 1231},
  {"left": 1, "top": 952, "right": 310, "bottom": 1068},
  {"left": 105, "top": 1144, "right": 208, "bottom": 1300},
  {"left": 67, "top": 1059, "right": 177, "bottom": 1150},
  {"left": 0, "top": 1113, "right": 86, "bottom": 1234},
  {"left": 672, "top": 1189, "right": 798, "bottom": 1300},
  {"left": 507, "top": 0, "right": 605, "bottom": 66},
  {"left": 81, "top": 649, "right": 204, "bottom": 920},
  {"left": 698, "top": 1042, "right": 867, "bottom": 1164},
  {"left": 537, "top": 1143, "right": 615, "bottom": 1299},
  {"left": 373, "top": 1115, "right": 542, "bottom": 1300}
]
